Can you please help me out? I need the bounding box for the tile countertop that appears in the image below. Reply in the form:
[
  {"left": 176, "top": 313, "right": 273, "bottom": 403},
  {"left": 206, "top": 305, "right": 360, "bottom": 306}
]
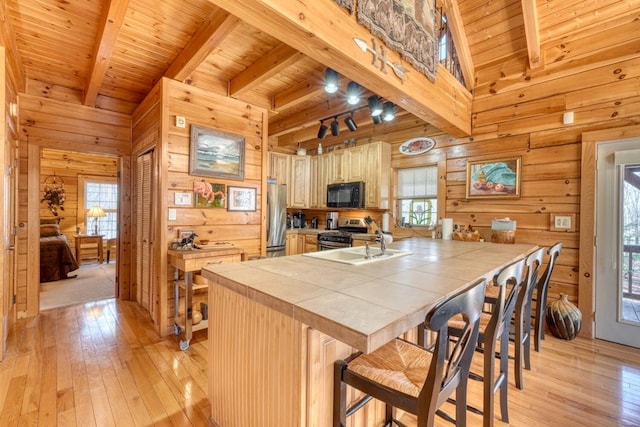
[{"left": 201, "top": 238, "right": 537, "bottom": 354}]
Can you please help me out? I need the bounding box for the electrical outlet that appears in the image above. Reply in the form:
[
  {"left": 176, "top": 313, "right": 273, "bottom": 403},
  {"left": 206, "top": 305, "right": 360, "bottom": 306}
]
[{"left": 168, "top": 208, "right": 177, "bottom": 221}]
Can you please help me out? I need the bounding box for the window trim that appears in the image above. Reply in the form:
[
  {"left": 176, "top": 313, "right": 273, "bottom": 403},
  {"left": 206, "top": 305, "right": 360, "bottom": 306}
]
[{"left": 78, "top": 175, "right": 118, "bottom": 235}]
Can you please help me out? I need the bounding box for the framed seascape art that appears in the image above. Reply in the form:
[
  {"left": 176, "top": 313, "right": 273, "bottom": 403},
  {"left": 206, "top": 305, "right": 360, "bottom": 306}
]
[
  {"left": 227, "top": 186, "right": 256, "bottom": 212},
  {"left": 189, "top": 124, "right": 245, "bottom": 180},
  {"left": 466, "top": 157, "right": 522, "bottom": 199}
]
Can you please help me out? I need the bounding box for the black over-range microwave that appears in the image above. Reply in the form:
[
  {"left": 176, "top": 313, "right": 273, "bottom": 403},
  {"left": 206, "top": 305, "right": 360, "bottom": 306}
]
[{"left": 327, "top": 181, "right": 365, "bottom": 208}]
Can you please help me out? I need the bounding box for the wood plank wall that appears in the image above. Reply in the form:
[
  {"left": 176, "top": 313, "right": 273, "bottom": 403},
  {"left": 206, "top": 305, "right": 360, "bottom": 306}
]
[
  {"left": 132, "top": 77, "right": 268, "bottom": 336},
  {"left": 17, "top": 94, "right": 131, "bottom": 318}
]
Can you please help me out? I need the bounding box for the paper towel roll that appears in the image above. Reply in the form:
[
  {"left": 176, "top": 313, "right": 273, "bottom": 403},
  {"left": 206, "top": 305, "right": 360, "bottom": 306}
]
[
  {"left": 442, "top": 218, "right": 454, "bottom": 240},
  {"left": 382, "top": 213, "right": 390, "bottom": 232}
]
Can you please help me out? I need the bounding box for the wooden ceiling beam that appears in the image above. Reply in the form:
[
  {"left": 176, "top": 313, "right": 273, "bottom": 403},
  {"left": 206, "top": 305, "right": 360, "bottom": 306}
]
[
  {"left": 208, "top": 0, "right": 472, "bottom": 137},
  {"left": 83, "top": 0, "right": 130, "bottom": 107},
  {"left": 229, "top": 43, "right": 304, "bottom": 97},
  {"left": 165, "top": 9, "right": 241, "bottom": 82},
  {"left": 442, "top": 0, "right": 475, "bottom": 91},
  {"left": 272, "top": 74, "right": 324, "bottom": 111},
  {"left": 521, "top": 0, "right": 542, "bottom": 69}
]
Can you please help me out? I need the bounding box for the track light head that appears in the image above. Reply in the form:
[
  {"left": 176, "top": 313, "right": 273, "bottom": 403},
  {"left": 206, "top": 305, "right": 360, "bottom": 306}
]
[
  {"left": 346, "top": 82, "right": 361, "bottom": 105},
  {"left": 382, "top": 102, "right": 396, "bottom": 121},
  {"left": 324, "top": 68, "right": 339, "bottom": 94},
  {"left": 317, "top": 121, "right": 328, "bottom": 139},
  {"left": 330, "top": 118, "right": 340, "bottom": 136},
  {"left": 372, "top": 114, "right": 383, "bottom": 124},
  {"left": 344, "top": 113, "right": 358, "bottom": 131},
  {"left": 368, "top": 95, "right": 383, "bottom": 116}
]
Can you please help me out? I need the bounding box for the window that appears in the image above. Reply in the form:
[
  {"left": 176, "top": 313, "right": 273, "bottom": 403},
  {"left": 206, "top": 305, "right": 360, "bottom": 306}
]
[
  {"left": 397, "top": 166, "right": 438, "bottom": 227},
  {"left": 84, "top": 179, "right": 118, "bottom": 239}
]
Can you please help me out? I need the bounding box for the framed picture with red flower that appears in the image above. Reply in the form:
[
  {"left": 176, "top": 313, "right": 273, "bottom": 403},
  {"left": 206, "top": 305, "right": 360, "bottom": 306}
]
[{"left": 465, "top": 157, "right": 522, "bottom": 199}]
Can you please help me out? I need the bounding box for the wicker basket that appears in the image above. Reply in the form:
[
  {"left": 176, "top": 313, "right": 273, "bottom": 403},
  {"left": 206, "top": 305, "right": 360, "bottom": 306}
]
[
  {"left": 491, "top": 230, "right": 516, "bottom": 244},
  {"left": 452, "top": 231, "right": 481, "bottom": 242}
]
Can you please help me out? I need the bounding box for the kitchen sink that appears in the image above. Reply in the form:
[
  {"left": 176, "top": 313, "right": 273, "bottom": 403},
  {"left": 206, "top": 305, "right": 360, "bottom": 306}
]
[{"left": 302, "top": 246, "right": 413, "bottom": 265}]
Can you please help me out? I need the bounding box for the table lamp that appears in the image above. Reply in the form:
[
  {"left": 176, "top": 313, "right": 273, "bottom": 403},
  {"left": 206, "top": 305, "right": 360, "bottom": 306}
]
[{"left": 87, "top": 205, "right": 106, "bottom": 235}]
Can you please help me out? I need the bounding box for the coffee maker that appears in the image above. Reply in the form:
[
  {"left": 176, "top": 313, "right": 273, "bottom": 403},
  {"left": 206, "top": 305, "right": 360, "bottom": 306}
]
[
  {"left": 293, "top": 211, "right": 306, "bottom": 228},
  {"left": 326, "top": 212, "right": 339, "bottom": 230}
]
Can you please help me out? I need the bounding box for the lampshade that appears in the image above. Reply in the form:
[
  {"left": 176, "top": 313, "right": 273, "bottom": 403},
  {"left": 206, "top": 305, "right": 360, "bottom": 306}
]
[
  {"left": 87, "top": 205, "right": 106, "bottom": 235},
  {"left": 346, "top": 81, "right": 360, "bottom": 105},
  {"left": 368, "top": 95, "right": 383, "bottom": 116},
  {"left": 344, "top": 113, "right": 358, "bottom": 131},
  {"left": 87, "top": 206, "right": 106, "bottom": 218},
  {"left": 317, "top": 122, "right": 328, "bottom": 139},
  {"left": 330, "top": 118, "right": 340, "bottom": 136},
  {"left": 324, "top": 68, "right": 339, "bottom": 94},
  {"left": 382, "top": 102, "right": 396, "bottom": 121}
]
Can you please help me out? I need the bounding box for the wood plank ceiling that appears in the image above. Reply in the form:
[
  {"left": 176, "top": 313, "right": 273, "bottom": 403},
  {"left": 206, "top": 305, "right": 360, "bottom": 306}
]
[{"left": 5, "top": 0, "right": 640, "bottom": 151}]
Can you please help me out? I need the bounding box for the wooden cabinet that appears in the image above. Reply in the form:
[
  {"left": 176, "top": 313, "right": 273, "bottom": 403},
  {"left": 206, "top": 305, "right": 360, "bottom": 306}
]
[
  {"left": 290, "top": 155, "right": 311, "bottom": 208},
  {"left": 330, "top": 150, "right": 347, "bottom": 183},
  {"left": 286, "top": 232, "right": 304, "bottom": 255},
  {"left": 168, "top": 247, "right": 243, "bottom": 350},
  {"left": 268, "top": 152, "right": 312, "bottom": 208},
  {"left": 347, "top": 145, "right": 366, "bottom": 182},
  {"left": 268, "top": 152, "right": 290, "bottom": 187},
  {"left": 304, "top": 234, "right": 318, "bottom": 253},
  {"left": 364, "top": 141, "right": 391, "bottom": 209},
  {"left": 309, "top": 156, "right": 318, "bottom": 208},
  {"left": 317, "top": 154, "right": 331, "bottom": 208}
]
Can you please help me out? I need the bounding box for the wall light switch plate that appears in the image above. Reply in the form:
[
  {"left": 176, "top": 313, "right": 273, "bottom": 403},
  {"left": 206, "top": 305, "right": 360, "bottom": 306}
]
[
  {"left": 168, "top": 208, "right": 177, "bottom": 221},
  {"left": 550, "top": 213, "right": 576, "bottom": 232},
  {"left": 175, "top": 116, "right": 186, "bottom": 128}
]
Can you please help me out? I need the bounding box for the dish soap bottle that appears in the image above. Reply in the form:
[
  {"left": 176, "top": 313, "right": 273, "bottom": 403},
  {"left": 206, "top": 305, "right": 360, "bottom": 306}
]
[{"left": 317, "top": 142, "right": 323, "bottom": 155}]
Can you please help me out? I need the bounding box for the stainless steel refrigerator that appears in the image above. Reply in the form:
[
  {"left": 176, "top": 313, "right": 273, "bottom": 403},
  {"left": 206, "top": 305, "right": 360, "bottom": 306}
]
[{"left": 266, "top": 183, "right": 287, "bottom": 257}]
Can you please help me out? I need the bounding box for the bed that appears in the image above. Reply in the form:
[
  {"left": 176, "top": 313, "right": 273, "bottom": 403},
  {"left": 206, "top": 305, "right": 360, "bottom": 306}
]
[{"left": 40, "top": 220, "right": 80, "bottom": 283}]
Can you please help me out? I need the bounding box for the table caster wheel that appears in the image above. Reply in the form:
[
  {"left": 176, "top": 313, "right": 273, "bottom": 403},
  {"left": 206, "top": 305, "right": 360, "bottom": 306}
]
[{"left": 179, "top": 340, "right": 189, "bottom": 351}]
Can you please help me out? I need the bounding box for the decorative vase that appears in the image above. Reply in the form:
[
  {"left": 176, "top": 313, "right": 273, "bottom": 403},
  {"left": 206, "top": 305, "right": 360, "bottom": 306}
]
[
  {"left": 546, "top": 293, "right": 582, "bottom": 340},
  {"left": 192, "top": 310, "right": 203, "bottom": 325}
]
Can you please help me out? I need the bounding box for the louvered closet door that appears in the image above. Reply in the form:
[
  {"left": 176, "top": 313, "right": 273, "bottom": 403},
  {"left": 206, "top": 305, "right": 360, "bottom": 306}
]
[{"left": 136, "top": 151, "right": 155, "bottom": 316}]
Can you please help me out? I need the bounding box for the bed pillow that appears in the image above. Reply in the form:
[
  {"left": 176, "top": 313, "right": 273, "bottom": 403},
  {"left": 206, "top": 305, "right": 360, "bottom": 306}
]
[{"left": 40, "top": 224, "right": 62, "bottom": 237}]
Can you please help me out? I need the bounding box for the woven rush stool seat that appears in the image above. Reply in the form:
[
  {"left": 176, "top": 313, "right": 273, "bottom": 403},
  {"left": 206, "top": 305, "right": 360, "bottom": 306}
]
[{"left": 334, "top": 279, "right": 486, "bottom": 427}]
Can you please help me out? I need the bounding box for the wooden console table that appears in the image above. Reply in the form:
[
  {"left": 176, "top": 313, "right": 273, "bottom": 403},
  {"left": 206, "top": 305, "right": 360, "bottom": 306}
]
[{"left": 74, "top": 234, "right": 104, "bottom": 265}]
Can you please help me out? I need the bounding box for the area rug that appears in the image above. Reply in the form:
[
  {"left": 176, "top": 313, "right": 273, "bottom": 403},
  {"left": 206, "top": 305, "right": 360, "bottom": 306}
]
[{"left": 40, "top": 263, "right": 116, "bottom": 310}]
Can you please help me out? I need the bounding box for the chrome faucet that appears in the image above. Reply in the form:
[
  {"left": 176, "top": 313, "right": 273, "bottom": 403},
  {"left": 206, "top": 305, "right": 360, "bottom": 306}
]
[
  {"left": 378, "top": 231, "right": 386, "bottom": 255},
  {"left": 364, "top": 241, "right": 372, "bottom": 259}
]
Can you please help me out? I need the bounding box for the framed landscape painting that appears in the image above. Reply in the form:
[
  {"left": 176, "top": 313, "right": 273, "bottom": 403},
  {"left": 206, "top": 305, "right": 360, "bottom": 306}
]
[
  {"left": 466, "top": 157, "right": 522, "bottom": 199},
  {"left": 189, "top": 125, "right": 245, "bottom": 180}
]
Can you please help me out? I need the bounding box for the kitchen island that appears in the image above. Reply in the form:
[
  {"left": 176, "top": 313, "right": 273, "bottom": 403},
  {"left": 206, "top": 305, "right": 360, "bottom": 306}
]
[{"left": 202, "top": 238, "right": 536, "bottom": 427}]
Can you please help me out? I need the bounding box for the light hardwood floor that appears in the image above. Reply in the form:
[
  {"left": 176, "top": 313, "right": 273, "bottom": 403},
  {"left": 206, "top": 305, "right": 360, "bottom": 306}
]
[{"left": 1, "top": 298, "right": 639, "bottom": 426}]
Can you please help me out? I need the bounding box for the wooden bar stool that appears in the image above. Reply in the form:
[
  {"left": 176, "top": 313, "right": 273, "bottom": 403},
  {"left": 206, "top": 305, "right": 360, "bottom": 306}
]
[
  {"left": 448, "top": 258, "right": 526, "bottom": 427},
  {"left": 333, "top": 279, "right": 486, "bottom": 427},
  {"left": 533, "top": 242, "right": 563, "bottom": 352}
]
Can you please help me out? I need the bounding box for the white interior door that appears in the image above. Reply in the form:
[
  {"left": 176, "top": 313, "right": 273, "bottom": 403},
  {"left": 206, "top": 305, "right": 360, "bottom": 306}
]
[{"left": 595, "top": 140, "right": 640, "bottom": 348}]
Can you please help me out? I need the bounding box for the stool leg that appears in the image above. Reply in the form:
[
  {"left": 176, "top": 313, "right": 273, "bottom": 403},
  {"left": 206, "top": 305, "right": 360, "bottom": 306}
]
[
  {"left": 333, "top": 361, "right": 347, "bottom": 427},
  {"left": 499, "top": 333, "right": 510, "bottom": 423}
]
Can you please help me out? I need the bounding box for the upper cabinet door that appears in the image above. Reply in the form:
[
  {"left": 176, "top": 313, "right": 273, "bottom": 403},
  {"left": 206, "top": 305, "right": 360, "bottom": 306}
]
[{"left": 289, "top": 155, "right": 311, "bottom": 208}]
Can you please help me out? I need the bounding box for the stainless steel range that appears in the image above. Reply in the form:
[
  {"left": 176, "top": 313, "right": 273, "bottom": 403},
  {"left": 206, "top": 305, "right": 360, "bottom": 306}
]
[{"left": 317, "top": 218, "right": 368, "bottom": 250}]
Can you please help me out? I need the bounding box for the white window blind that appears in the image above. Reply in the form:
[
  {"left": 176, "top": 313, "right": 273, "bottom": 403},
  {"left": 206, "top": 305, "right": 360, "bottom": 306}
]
[{"left": 397, "top": 166, "right": 438, "bottom": 198}]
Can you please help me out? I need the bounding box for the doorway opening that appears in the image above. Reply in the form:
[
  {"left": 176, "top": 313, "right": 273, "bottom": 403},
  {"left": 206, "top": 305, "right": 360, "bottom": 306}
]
[
  {"left": 595, "top": 140, "right": 640, "bottom": 348},
  {"left": 38, "top": 148, "right": 119, "bottom": 310}
]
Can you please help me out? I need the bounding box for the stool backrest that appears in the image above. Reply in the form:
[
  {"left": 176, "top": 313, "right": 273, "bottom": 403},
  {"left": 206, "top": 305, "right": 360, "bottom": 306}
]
[
  {"left": 487, "top": 258, "right": 527, "bottom": 340},
  {"left": 517, "top": 248, "right": 545, "bottom": 323},
  {"left": 421, "top": 278, "right": 486, "bottom": 411},
  {"left": 537, "top": 242, "right": 563, "bottom": 305}
]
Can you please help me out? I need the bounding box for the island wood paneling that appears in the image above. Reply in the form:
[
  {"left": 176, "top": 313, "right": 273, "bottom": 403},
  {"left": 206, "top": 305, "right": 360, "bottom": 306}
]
[{"left": 17, "top": 95, "right": 131, "bottom": 318}]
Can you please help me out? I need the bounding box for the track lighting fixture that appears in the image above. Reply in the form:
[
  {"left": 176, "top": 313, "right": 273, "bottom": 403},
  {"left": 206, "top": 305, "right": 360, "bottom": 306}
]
[
  {"left": 382, "top": 101, "right": 396, "bottom": 121},
  {"left": 344, "top": 112, "right": 358, "bottom": 131},
  {"left": 330, "top": 117, "right": 340, "bottom": 136},
  {"left": 368, "top": 95, "right": 383, "bottom": 117},
  {"left": 317, "top": 121, "right": 328, "bottom": 139},
  {"left": 346, "top": 81, "right": 361, "bottom": 105},
  {"left": 324, "top": 68, "right": 339, "bottom": 94},
  {"left": 372, "top": 114, "right": 383, "bottom": 124}
]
